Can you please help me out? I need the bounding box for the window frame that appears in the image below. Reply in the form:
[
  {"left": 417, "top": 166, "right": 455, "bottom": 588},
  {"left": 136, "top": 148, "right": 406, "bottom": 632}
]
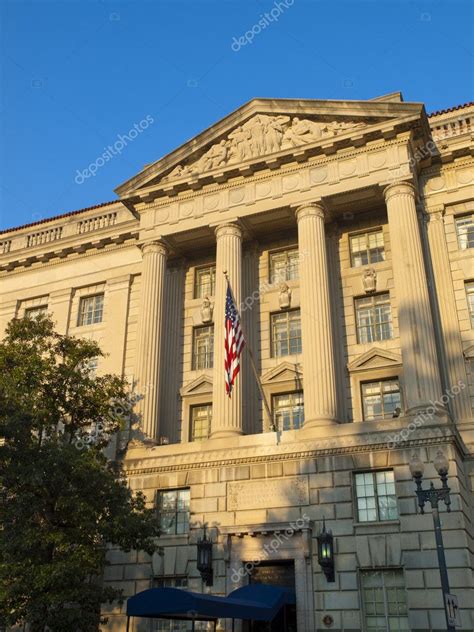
[
  {"left": 194, "top": 265, "right": 216, "bottom": 299},
  {"left": 465, "top": 281, "right": 474, "bottom": 328},
  {"left": 354, "top": 469, "right": 399, "bottom": 523},
  {"left": 190, "top": 403, "right": 212, "bottom": 441},
  {"left": 349, "top": 228, "right": 385, "bottom": 268},
  {"left": 272, "top": 390, "right": 304, "bottom": 432},
  {"left": 354, "top": 292, "right": 393, "bottom": 344},
  {"left": 157, "top": 488, "right": 190, "bottom": 536},
  {"left": 24, "top": 305, "right": 48, "bottom": 319},
  {"left": 361, "top": 378, "right": 401, "bottom": 421},
  {"left": 268, "top": 247, "right": 300, "bottom": 284},
  {"left": 359, "top": 568, "right": 409, "bottom": 632},
  {"left": 77, "top": 293, "right": 104, "bottom": 327},
  {"left": 192, "top": 325, "right": 214, "bottom": 370},
  {"left": 270, "top": 309, "right": 302, "bottom": 358},
  {"left": 455, "top": 213, "right": 474, "bottom": 250}
]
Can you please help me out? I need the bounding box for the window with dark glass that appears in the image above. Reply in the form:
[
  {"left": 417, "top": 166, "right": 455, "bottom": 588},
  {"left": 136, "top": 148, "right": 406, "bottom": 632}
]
[
  {"left": 455, "top": 214, "right": 474, "bottom": 250},
  {"left": 354, "top": 470, "right": 398, "bottom": 522},
  {"left": 190, "top": 404, "right": 212, "bottom": 441},
  {"left": 362, "top": 379, "right": 401, "bottom": 420},
  {"left": 192, "top": 325, "right": 214, "bottom": 369},
  {"left": 271, "top": 310, "right": 302, "bottom": 357},
  {"left": 157, "top": 489, "right": 190, "bottom": 535},
  {"left": 78, "top": 294, "right": 104, "bottom": 326},
  {"left": 355, "top": 293, "right": 393, "bottom": 343},
  {"left": 269, "top": 249, "right": 299, "bottom": 284},
  {"left": 273, "top": 392, "right": 304, "bottom": 431},
  {"left": 350, "top": 229, "right": 385, "bottom": 267},
  {"left": 194, "top": 265, "right": 216, "bottom": 298},
  {"left": 466, "top": 281, "right": 474, "bottom": 327}
]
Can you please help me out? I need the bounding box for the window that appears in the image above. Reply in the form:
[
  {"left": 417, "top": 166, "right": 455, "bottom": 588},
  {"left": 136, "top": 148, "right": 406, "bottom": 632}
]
[
  {"left": 78, "top": 294, "right": 104, "bottom": 326},
  {"left": 455, "top": 214, "right": 474, "bottom": 250},
  {"left": 190, "top": 404, "right": 212, "bottom": 441},
  {"left": 24, "top": 305, "right": 48, "bottom": 319},
  {"left": 355, "top": 471, "right": 398, "bottom": 522},
  {"left": 269, "top": 249, "right": 299, "bottom": 284},
  {"left": 271, "top": 310, "right": 302, "bottom": 357},
  {"left": 355, "top": 293, "right": 393, "bottom": 343},
  {"left": 152, "top": 577, "right": 200, "bottom": 631},
  {"left": 466, "top": 282, "right": 474, "bottom": 327},
  {"left": 157, "top": 489, "right": 190, "bottom": 535},
  {"left": 273, "top": 392, "right": 304, "bottom": 431},
  {"left": 362, "top": 379, "right": 401, "bottom": 421},
  {"left": 350, "top": 229, "right": 385, "bottom": 267},
  {"left": 361, "top": 569, "right": 409, "bottom": 631},
  {"left": 194, "top": 265, "right": 216, "bottom": 298},
  {"left": 192, "top": 326, "right": 214, "bottom": 369},
  {"left": 82, "top": 357, "right": 98, "bottom": 377}
]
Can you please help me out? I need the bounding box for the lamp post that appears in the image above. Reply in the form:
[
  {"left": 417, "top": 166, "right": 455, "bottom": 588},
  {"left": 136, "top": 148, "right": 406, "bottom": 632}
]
[{"left": 409, "top": 450, "right": 454, "bottom": 631}]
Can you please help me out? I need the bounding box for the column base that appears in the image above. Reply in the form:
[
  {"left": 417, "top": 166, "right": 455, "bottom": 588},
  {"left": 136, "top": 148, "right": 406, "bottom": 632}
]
[
  {"left": 303, "top": 417, "right": 339, "bottom": 430},
  {"left": 209, "top": 428, "right": 244, "bottom": 440}
]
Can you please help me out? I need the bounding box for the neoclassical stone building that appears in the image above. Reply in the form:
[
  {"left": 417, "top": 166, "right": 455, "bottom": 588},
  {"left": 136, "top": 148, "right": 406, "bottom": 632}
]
[{"left": 1, "top": 94, "right": 473, "bottom": 631}]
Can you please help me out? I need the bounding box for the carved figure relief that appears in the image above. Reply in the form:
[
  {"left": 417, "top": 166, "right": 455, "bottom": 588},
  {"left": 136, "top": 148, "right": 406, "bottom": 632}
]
[
  {"left": 201, "top": 296, "right": 213, "bottom": 323},
  {"left": 161, "top": 115, "right": 367, "bottom": 182},
  {"left": 363, "top": 268, "right": 377, "bottom": 293},
  {"left": 278, "top": 283, "right": 292, "bottom": 309}
]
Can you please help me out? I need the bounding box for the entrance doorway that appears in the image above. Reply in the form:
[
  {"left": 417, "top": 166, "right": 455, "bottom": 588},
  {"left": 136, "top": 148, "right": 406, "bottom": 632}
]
[{"left": 245, "top": 561, "right": 297, "bottom": 632}]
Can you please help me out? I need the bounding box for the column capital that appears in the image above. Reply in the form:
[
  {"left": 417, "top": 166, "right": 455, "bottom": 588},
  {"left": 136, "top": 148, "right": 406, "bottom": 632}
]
[
  {"left": 214, "top": 222, "right": 242, "bottom": 240},
  {"left": 383, "top": 180, "right": 417, "bottom": 203},
  {"left": 294, "top": 201, "right": 326, "bottom": 223},
  {"left": 141, "top": 240, "right": 168, "bottom": 257}
]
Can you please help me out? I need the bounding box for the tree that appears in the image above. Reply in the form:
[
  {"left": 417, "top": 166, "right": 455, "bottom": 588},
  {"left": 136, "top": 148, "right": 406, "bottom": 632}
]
[{"left": 0, "top": 315, "right": 158, "bottom": 631}]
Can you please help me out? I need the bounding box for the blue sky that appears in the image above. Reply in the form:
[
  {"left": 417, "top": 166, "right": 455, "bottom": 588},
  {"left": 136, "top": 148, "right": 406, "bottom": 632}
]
[{"left": 1, "top": 0, "right": 473, "bottom": 230}]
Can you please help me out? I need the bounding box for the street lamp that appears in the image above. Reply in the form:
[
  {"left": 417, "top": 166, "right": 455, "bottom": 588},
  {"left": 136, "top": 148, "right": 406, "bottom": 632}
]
[
  {"left": 409, "top": 450, "right": 454, "bottom": 631},
  {"left": 317, "top": 518, "right": 335, "bottom": 582},
  {"left": 196, "top": 526, "right": 213, "bottom": 586}
]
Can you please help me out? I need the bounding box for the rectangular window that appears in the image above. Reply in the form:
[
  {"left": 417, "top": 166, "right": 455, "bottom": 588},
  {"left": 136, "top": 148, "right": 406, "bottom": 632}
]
[
  {"left": 466, "top": 282, "right": 474, "bottom": 328},
  {"left": 152, "top": 577, "right": 197, "bottom": 631},
  {"left": 361, "top": 569, "right": 409, "bottom": 631},
  {"left": 82, "top": 357, "right": 98, "bottom": 377},
  {"left": 273, "top": 392, "right": 304, "bottom": 431},
  {"left": 192, "top": 325, "right": 214, "bottom": 369},
  {"left": 362, "top": 379, "right": 401, "bottom": 421},
  {"left": 355, "top": 470, "right": 398, "bottom": 522},
  {"left": 24, "top": 305, "right": 48, "bottom": 319},
  {"left": 271, "top": 310, "right": 302, "bottom": 357},
  {"left": 350, "top": 229, "right": 385, "bottom": 267},
  {"left": 355, "top": 293, "right": 393, "bottom": 344},
  {"left": 190, "top": 404, "right": 212, "bottom": 441},
  {"left": 78, "top": 294, "right": 104, "bottom": 326},
  {"left": 194, "top": 265, "right": 216, "bottom": 298},
  {"left": 269, "top": 248, "right": 299, "bottom": 284},
  {"left": 157, "top": 489, "right": 190, "bottom": 535},
  {"left": 455, "top": 214, "right": 474, "bottom": 250}
]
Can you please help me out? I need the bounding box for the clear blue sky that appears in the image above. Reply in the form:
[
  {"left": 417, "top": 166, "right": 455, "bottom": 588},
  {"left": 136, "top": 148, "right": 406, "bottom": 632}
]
[{"left": 1, "top": 0, "right": 472, "bottom": 230}]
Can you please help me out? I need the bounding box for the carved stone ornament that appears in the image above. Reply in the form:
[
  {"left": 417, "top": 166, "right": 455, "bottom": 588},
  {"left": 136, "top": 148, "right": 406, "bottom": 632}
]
[
  {"left": 201, "top": 295, "right": 213, "bottom": 323},
  {"left": 278, "top": 283, "right": 292, "bottom": 309},
  {"left": 363, "top": 268, "right": 377, "bottom": 293},
  {"left": 161, "top": 115, "right": 366, "bottom": 182}
]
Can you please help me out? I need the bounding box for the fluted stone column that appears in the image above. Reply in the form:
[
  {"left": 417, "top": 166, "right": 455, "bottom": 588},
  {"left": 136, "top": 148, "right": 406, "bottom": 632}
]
[
  {"left": 384, "top": 182, "right": 443, "bottom": 413},
  {"left": 135, "top": 240, "right": 168, "bottom": 441},
  {"left": 295, "top": 202, "right": 338, "bottom": 427},
  {"left": 211, "top": 223, "right": 243, "bottom": 438}
]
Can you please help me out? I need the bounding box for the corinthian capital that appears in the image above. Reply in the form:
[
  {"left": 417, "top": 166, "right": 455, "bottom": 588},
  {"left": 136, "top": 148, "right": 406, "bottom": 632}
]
[
  {"left": 141, "top": 240, "right": 168, "bottom": 257},
  {"left": 383, "top": 181, "right": 417, "bottom": 203},
  {"left": 294, "top": 201, "right": 326, "bottom": 223}
]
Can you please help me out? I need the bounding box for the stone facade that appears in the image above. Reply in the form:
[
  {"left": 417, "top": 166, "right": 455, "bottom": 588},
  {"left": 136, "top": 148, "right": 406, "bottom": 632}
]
[{"left": 1, "top": 94, "right": 473, "bottom": 631}]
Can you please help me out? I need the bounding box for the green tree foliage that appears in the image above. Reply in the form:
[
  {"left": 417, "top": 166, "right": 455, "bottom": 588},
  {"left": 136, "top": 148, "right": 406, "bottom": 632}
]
[{"left": 0, "top": 315, "right": 158, "bottom": 631}]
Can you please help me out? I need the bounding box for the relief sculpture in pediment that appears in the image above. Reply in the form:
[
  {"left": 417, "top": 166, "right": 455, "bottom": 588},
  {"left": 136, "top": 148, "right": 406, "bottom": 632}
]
[{"left": 162, "top": 115, "right": 366, "bottom": 182}]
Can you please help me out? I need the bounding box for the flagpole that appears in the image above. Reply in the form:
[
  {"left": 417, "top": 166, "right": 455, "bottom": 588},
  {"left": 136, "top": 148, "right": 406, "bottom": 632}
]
[{"left": 223, "top": 271, "right": 276, "bottom": 432}]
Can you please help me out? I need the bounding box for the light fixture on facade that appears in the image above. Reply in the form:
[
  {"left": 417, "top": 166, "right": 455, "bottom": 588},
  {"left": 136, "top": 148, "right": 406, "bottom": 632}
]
[
  {"left": 196, "top": 526, "right": 213, "bottom": 586},
  {"left": 317, "top": 518, "right": 335, "bottom": 582}
]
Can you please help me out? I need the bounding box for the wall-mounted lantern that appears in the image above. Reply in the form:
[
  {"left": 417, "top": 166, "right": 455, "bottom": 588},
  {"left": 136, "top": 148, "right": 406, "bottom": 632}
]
[
  {"left": 197, "top": 526, "right": 213, "bottom": 586},
  {"left": 317, "top": 518, "right": 335, "bottom": 582}
]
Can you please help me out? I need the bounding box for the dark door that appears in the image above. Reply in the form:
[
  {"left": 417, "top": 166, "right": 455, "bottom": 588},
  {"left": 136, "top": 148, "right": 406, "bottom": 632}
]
[{"left": 244, "top": 561, "right": 297, "bottom": 632}]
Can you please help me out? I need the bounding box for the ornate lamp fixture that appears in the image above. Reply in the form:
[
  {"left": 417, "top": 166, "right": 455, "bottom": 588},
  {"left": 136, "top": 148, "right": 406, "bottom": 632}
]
[
  {"left": 196, "top": 526, "right": 213, "bottom": 586},
  {"left": 317, "top": 518, "right": 335, "bottom": 582}
]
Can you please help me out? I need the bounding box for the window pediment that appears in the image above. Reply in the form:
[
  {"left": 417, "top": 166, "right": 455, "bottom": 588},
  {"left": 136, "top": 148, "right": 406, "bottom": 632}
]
[
  {"left": 261, "top": 362, "right": 303, "bottom": 385},
  {"left": 180, "top": 375, "right": 213, "bottom": 397},
  {"left": 348, "top": 348, "right": 402, "bottom": 373}
]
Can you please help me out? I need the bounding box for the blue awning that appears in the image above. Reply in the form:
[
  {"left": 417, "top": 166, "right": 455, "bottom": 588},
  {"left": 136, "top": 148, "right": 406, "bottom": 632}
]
[{"left": 126, "top": 584, "right": 295, "bottom": 621}]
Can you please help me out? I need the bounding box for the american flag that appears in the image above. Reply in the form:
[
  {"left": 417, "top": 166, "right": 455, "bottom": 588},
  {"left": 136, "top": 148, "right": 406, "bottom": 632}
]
[{"left": 224, "top": 283, "right": 245, "bottom": 396}]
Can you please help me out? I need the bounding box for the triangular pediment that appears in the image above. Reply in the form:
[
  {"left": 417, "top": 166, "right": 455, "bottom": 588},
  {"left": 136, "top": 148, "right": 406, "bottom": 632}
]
[
  {"left": 180, "top": 375, "right": 213, "bottom": 396},
  {"left": 261, "top": 361, "right": 303, "bottom": 385},
  {"left": 348, "top": 348, "right": 403, "bottom": 372},
  {"left": 464, "top": 344, "right": 474, "bottom": 359},
  {"left": 116, "top": 95, "right": 427, "bottom": 196}
]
